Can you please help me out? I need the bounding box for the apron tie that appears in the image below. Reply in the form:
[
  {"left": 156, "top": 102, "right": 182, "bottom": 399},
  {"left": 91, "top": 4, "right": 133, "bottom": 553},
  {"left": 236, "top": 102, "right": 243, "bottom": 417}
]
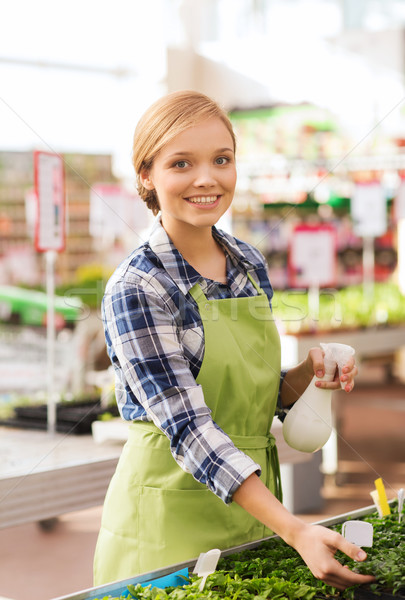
[
  {"left": 229, "top": 432, "right": 283, "bottom": 504},
  {"left": 268, "top": 435, "right": 283, "bottom": 504}
]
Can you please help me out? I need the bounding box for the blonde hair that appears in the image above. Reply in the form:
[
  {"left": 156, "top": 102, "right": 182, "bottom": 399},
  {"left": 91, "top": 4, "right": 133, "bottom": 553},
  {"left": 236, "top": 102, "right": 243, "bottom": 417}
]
[{"left": 132, "top": 90, "right": 236, "bottom": 215}]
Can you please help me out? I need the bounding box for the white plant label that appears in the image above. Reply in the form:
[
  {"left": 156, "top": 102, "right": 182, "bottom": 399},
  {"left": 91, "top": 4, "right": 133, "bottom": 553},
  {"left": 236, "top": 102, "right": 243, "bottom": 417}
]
[{"left": 342, "top": 520, "right": 373, "bottom": 547}]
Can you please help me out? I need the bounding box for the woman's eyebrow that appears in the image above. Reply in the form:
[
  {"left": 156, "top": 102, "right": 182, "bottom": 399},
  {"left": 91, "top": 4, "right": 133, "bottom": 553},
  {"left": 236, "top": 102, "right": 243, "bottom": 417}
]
[
  {"left": 166, "top": 151, "right": 193, "bottom": 159},
  {"left": 216, "top": 147, "right": 234, "bottom": 153},
  {"left": 167, "top": 147, "right": 234, "bottom": 159}
]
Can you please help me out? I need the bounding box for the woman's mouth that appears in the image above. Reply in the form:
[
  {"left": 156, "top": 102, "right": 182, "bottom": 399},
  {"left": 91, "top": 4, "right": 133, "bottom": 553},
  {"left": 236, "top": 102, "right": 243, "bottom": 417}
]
[{"left": 186, "top": 195, "right": 220, "bottom": 206}]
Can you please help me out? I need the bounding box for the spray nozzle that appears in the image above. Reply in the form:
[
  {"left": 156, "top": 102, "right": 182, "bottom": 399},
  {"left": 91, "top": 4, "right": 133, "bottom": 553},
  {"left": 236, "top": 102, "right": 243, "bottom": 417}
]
[{"left": 320, "top": 342, "right": 355, "bottom": 389}]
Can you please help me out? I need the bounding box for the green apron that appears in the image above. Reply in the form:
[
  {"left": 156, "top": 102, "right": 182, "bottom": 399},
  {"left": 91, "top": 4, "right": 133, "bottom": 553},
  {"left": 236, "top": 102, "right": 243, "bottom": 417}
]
[{"left": 94, "top": 273, "right": 281, "bottom": 585}]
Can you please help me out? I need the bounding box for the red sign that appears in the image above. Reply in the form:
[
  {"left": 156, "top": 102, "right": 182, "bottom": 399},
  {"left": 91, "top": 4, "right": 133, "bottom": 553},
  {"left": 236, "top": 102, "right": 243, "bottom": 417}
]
[{"left": 34, "top": 151, "right": 65, "bottom": 252}]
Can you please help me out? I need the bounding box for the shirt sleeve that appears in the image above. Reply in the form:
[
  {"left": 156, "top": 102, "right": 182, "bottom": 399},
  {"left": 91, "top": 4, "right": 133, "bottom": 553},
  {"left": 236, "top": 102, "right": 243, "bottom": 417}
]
[{"left": 102, "top": 278, "right": 260, "bottom": 504}]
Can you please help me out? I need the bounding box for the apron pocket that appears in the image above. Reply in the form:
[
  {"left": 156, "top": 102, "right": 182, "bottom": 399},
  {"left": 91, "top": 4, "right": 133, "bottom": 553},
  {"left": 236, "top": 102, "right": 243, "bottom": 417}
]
[{"left": 138, "top": 485, "right": 267, "bottom": 574}]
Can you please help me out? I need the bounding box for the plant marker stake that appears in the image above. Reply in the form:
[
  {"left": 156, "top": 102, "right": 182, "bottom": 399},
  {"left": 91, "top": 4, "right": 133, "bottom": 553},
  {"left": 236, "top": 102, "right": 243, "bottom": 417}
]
[
  {"left": 193, "top": 548, "right": 221, "bottom": 592},
  {"left": 374, "top": 477, "right": 391, "bottom": 516},
  {"left": 370, "top": 490, "right": 383, "bottom": 518},
  {"left": 398, "top": 488, "right": 404, "bottom": 523},
  {"left": 342, "top": 520, "right": 373, "bottom": 547}
]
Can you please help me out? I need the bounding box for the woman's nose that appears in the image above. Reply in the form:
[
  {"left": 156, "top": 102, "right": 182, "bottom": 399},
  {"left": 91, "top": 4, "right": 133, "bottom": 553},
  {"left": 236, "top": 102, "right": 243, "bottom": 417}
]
[{"left": 193, "top": 165, "right": 216, "bottom": 186}]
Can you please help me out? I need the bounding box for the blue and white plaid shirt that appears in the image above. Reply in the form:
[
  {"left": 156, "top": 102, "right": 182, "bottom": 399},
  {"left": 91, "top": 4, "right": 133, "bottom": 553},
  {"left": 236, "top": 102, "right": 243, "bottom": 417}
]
[{"left": 102, "top": 217, "right": 286, "bottom": 504}]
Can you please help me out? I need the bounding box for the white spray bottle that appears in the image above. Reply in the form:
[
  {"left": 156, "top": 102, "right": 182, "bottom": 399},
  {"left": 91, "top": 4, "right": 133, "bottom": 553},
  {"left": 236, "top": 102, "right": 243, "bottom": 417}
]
[{"left": 282, "top": 342, "right": 355, "bottom": 453}]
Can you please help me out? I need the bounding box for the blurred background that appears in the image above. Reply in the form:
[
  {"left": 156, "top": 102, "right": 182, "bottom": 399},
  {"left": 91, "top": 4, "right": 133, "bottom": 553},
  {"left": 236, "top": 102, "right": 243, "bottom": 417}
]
[{"left": 1, "top": 1, "right": 405, "bottom": 599}]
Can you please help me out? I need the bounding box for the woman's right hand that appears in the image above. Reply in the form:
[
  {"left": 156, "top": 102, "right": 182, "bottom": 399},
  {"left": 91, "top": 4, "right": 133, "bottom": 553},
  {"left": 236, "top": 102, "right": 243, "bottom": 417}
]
[{"left": 291, "top": 522, "right": 376, "bottom": 590}]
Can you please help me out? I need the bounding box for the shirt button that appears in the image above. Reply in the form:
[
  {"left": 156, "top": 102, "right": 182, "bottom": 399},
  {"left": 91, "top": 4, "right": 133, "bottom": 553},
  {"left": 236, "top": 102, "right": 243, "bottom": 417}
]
[{"left": 205, "top": 303, "right": 210, "bottom": 310}]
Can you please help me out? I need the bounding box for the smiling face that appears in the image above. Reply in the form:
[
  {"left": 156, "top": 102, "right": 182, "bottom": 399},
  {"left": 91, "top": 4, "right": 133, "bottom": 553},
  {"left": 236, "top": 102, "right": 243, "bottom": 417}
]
[{"left": 140, "top": 117, "right": 237, "bottom": 237}]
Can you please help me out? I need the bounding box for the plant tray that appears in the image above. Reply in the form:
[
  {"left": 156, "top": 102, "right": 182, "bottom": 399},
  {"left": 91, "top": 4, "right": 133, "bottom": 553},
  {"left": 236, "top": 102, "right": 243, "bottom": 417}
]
[
  {"left": 354, "top": 591, "right": 404, "bottom": 600},
  {"left": 50, "top": 503, "right": 404, "bottom": 600},
  {"left": 0, "top": 399, "right": 119, "bottom": 434}
]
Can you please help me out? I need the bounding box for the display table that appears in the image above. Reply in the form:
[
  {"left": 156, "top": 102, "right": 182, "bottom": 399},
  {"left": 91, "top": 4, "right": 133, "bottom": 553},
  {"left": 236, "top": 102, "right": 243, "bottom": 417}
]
[
  {"left": 0, "top": 420, "right": 321, "bottom": 530},
  {"left": 0, "top": 428, "right": 122, "bottom": 529}
]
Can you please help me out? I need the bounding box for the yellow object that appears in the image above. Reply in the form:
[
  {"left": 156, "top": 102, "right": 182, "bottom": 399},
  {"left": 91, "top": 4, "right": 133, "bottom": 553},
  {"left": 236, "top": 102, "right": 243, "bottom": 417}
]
[{"left": 374, "top": 477, "right": 391, "bottom": 516}]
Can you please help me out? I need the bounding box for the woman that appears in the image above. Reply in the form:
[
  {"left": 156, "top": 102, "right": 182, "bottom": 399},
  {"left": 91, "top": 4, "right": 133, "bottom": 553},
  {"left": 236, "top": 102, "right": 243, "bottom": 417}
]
[{"left": 94, "top": 90, "right": 374, "bottom": 590}]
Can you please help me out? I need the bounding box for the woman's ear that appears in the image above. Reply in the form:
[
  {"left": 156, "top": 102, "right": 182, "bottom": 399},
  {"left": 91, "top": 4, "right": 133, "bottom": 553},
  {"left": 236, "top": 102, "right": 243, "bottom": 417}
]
[{"left": 140, "top": 168, "right": 154, "bottom": 191}]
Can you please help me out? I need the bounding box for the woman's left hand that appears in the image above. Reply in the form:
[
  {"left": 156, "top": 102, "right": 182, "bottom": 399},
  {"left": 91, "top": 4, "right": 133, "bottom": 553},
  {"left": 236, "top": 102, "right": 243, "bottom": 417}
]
[{"left": 305, "top": 347, "right": 358, "bottom": 393}]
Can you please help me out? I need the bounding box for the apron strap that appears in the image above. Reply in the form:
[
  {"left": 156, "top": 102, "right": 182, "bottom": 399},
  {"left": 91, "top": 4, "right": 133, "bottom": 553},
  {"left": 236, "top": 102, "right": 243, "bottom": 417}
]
[
  {"left": 189, "top": 281, "right": 207, "bottom": 303},
  {"left": 246, "top": 271, "right": 265, "bottom": 295}
]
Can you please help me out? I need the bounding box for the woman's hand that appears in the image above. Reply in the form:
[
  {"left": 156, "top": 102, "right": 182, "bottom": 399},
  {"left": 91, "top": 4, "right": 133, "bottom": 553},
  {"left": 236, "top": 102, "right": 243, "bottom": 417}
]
[
  {"left": 292, "top": 522, "right": 375, "bottom": 590},
  {"left": 305, "top": 346, "right": 358, "bottom": 393},
  {"left": 280, "top": 345, "right": 358, "bottom": 409},
  {"left": 234, "top": 475, "right": 375, "bottom": 591}
]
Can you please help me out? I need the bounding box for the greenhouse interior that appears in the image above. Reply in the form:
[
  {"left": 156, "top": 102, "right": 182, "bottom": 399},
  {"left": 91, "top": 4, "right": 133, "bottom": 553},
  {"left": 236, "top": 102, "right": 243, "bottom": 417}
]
[{"left": 0, "top": 1, "right": 405, "bottom": 599}]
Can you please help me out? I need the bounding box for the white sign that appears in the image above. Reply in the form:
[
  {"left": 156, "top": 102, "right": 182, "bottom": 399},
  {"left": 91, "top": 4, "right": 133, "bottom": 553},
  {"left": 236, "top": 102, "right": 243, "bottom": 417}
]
[
  {"left": 351, "top": 182, "right": 387, "bottom": 238},
  {"left": 89, "top": 183, "right": 149, "bottom": 247},
  {"left": 34, "top": 151, "right": 65, "bottom": 252},
  {"left": 4, "top": 246, "right": 39, "bottom": 286},
  {"left": 0, "top": 326, "right": 75, "bottom": 393},
  {"left": 289, "top": 225, "right": 337, "bottom": 288},
  {"left": 89, "top": 183, "right": 126, "bottom": 240}
]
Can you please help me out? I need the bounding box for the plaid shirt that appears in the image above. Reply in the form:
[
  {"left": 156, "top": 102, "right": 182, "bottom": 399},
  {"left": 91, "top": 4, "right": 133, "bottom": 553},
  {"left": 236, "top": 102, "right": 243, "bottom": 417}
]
[{"left": 102, "top": 218, "right": 286, "bottom": 504}]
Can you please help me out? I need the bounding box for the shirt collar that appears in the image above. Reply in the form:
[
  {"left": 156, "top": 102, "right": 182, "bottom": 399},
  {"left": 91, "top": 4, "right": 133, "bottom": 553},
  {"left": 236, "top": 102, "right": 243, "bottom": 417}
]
[
  {"left": 147, "top": 216, "right": 258, "bottom": 295},
  {"left": 212, "top": 226, "right": 257, "bottom": 272}
]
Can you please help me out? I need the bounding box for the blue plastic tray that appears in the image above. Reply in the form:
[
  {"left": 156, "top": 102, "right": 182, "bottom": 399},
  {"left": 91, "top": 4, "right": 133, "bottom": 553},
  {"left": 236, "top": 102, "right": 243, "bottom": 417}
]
[{"left": 122, "top": 568, "right": 189, "bottom": 597}]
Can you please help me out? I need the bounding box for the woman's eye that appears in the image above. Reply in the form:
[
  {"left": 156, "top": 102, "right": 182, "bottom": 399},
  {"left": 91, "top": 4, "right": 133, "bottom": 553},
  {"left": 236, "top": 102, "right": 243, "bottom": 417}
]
[
  {"left": 174, "top": 160, "right": 188, "bottom": 168},
  {"left": 215, "top": 157, "right": 229, "bottom": 165}
]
